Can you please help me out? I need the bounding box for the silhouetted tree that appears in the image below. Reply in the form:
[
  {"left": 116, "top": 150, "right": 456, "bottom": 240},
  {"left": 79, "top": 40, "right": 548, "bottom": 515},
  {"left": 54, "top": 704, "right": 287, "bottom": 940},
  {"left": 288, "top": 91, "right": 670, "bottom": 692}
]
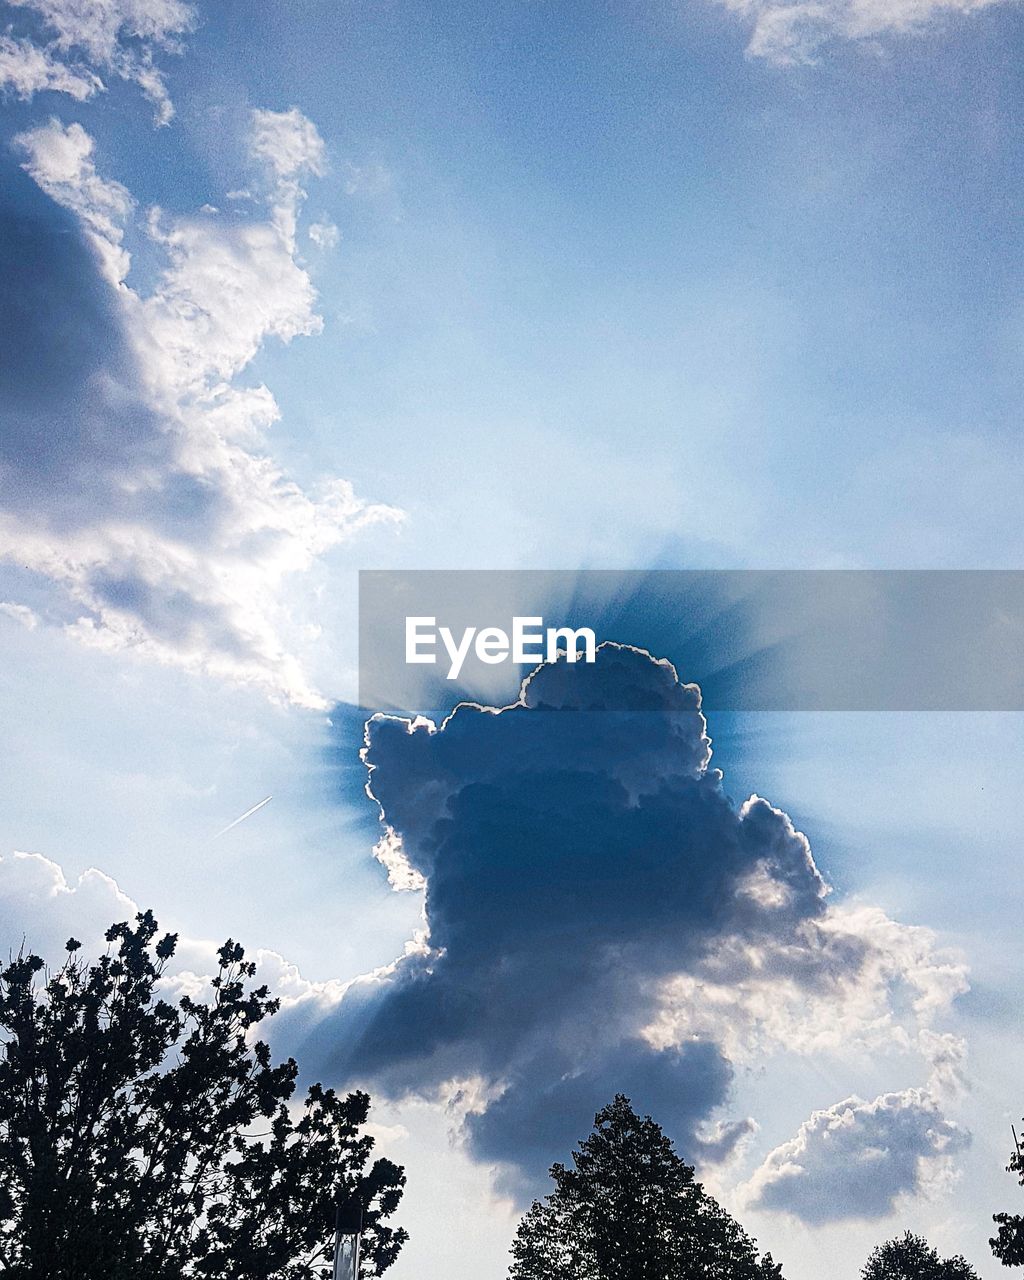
[
  {"left": 0, "top": 911, "right": 407, "bottom": 1279},
  {"left": 862, "top": 1231, "right": 979, "bottom": 1280},
  {"left": 508, "top": 1094, "right": 783, "bottom": 1279},
  {"left": 991, "top": 1123, "right": 1024, "bottom": 1266}
]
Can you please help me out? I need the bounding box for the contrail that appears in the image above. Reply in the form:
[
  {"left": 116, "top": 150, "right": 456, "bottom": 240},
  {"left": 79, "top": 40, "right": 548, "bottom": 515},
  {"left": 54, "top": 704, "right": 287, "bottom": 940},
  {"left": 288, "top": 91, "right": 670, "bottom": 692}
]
[{"left": 211, "top": 795, "right": 273, "bottom": 842}]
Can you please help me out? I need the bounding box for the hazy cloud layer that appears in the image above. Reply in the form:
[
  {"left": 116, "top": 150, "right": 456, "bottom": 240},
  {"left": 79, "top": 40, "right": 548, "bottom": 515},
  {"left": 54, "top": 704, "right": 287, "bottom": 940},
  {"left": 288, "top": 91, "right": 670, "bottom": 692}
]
[
  {"left": 1, "top": 111, "right": 400, "bottom": 707},
  {"left": 292, "top": 644, "right": 972, "bottom": 1207},
  {"left": 0, "top": 0, "right": 194, "bottom": 122}
]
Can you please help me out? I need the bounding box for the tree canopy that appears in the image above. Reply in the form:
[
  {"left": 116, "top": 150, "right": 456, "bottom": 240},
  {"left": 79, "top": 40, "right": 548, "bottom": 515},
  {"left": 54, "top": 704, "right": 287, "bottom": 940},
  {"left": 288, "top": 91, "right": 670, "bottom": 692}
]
[
  {"left": 0, "top": 910, "right": 407, "bottom": 1279},
  {"left": 508, "top": 1093, "right": 782, "bottom": 1280},
  {"left": 861, "top": 1231, "right": 979, "bottom": 1279},
  {"left": 991, "top": 1124, "right": 1024, "bottom": 1267}
]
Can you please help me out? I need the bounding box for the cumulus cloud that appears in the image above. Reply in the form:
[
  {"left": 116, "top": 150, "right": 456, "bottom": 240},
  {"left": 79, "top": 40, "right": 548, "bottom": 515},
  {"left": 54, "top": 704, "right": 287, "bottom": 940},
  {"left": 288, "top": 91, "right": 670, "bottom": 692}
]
[
  {"left": 745, "top": 1087, "right": 970, "bottom": 1221},
  {"left": 1, "top": 113, "right": 400, "bottom": 708},
  {"left": 715, "top": 0, "right": 1013, "bottom": 65},
  {"left": 1, "top": 0, "right": 194, "bottom": 122},
  {"left": 280, "top": 644, "right": 972, "bottom": 1204},
  {"left": 0, "top": 851, "right": 139, "bottom": 958}
]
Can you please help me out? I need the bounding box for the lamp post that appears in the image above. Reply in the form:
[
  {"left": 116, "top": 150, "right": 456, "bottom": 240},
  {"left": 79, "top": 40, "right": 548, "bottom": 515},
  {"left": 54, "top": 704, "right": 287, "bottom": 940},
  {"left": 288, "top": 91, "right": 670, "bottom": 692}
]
[{"left": 332, "top": 1192, "right": 363, "bottom": 1280}]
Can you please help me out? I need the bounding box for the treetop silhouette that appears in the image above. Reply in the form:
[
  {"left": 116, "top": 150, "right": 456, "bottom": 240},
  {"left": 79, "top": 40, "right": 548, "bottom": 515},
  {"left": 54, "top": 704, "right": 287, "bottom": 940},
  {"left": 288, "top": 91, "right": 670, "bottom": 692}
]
[
  {"left": 509, "top": 1093, "right": 782, "bottom": 1280},
  {"left": 0, "top": 911, "right": 407, "bottom": 1279}
]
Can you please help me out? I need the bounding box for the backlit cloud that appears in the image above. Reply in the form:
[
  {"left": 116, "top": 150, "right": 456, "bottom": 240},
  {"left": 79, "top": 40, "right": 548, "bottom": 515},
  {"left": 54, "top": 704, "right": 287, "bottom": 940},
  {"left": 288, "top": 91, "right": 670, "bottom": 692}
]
[
  {"left": 0, "top": 647, "right": 974, "bottom": 1220},
  {"left": 289, "top": 644, "right": 972, "bottom": 1206},
  {"left": 1, "top": 110, "right": 401, "bottom": 707}
]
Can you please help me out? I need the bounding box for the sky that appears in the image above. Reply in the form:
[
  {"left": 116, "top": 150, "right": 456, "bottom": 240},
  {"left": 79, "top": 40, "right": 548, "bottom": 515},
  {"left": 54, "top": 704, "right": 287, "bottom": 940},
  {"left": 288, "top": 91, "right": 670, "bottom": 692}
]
[{"left": 2, "top": 0, "right": 1024, "bottom": 1276}]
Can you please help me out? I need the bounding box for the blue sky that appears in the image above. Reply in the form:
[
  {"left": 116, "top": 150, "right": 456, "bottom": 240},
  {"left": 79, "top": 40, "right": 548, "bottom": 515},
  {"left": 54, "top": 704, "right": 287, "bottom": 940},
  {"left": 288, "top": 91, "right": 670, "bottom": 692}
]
[{"left": 2, "top": 0, "right": 1024, "bottom": 1276}]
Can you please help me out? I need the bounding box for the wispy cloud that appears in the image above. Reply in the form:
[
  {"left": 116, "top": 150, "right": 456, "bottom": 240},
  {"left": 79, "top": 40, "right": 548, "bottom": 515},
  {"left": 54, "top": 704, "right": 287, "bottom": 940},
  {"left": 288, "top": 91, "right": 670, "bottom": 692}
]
[
  {"left": 0, "top": 34, "right": 102, "bottom": 101},
  {"left": 715, "top": 0, "right": 1013, "bottom": 65},
  {"left": 1, "top": 0, "right": 195, "bottom": 123}
]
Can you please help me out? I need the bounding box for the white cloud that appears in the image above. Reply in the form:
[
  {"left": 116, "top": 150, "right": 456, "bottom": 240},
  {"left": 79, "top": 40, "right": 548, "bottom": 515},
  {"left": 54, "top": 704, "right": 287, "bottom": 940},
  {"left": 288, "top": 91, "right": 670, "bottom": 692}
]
[
  {"left": 645, "top": 901, "right": 969, "bottom": 1066},
  {"left": 744, "top": 1086, "right": 970, "bottom": 1222},
  {"left": 8, "top": 0, "right": 193, "bottom": 58},
  {"left": 250, "top": 106, "right": 326, "bottom": 181},
  {"left": 250, "top": 107, "right": 327, "bottom": 242},
  {"left": 0, "top": 850, "right": 442, "bottom": 1092},
  {"left": 645, "top": 894, "right": 970, "bottom": 1219},
  {"left": 0, "top": 34, "right": 102, "bottom": 101},
  {"left": 715, "top": 0, "right": 1011, "bottom": 65},
  {"left": 142, "top": 210, "right": 322, "bottom": 384},
  {"left": 15, "top": 119, "right": 133, "bottom": 282},
  {"left": 4, "top": 113, "right": 402, "bottom": 709},
  {"left": 0, "top": 850, "right": 417, "bottom": 1084},
  {"left": 308, "top": 218, "right": 340, "bottom": 250},
  {"left": 373, "top": 827, "right": 427, "bottom": 893},
  {"left": 638, "top": 871, "right": 973, "bottom": 1226},
  {"left": 0, "top": 850, "right": 347, "bottom": 1019},
  {"left": 3, "top": 0, "right": 194, "bottom": 122},
  {"left": 0, "top": 601, "right": 39, "bottom": 629},
  {"left": 0, "top": 850, "right": 143, "bottom": 959}
]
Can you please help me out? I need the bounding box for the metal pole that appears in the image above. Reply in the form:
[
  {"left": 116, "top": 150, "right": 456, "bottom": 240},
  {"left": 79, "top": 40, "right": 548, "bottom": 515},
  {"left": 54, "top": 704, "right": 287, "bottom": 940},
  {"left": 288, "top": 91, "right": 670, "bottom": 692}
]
[
  {"left": 332, "top": 1233, "right": 360, "bottom": 1280},
  {"left": 333, "top": 1194, "right": 363, "bottom": 1280}
]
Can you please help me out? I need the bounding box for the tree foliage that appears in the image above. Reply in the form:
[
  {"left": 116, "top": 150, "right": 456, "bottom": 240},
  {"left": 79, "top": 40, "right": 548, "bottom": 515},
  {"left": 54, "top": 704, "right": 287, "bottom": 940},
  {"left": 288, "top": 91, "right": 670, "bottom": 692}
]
[
  {"left": 0, "top": 911, "right": 407, "bottom": 1279},
  {"left": 508, "top": 1094, "right": 783, "bottom": 1280},
  {"left": 991, "top": 1124, "right": 1024, "bottom": 1267},
  {"left": 861, "top": 1231, "right": 979, "bottom": 1279}
]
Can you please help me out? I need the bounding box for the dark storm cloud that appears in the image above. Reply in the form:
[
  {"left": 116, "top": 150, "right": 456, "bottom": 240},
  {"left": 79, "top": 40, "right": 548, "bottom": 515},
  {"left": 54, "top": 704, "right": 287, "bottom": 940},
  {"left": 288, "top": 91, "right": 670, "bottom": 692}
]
[
  {"left": 463, "top": 1040, "right": 746, "bottom": 1199},
  {"left": 309, "top": 644, "right": 831, "bottom": 1193}
]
